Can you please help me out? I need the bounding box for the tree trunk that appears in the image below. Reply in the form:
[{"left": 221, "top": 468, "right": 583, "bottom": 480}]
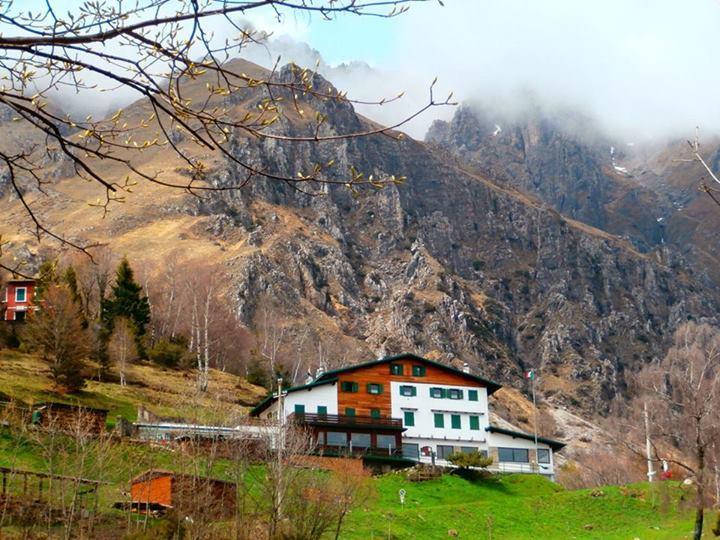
[{"left": 693, "top": 506, "right": 703, "bottom": 540}]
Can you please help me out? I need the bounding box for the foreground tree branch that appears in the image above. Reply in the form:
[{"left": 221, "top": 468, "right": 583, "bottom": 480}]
[{"left": 0, "top": 0, "right": 452, "bottom": 257}]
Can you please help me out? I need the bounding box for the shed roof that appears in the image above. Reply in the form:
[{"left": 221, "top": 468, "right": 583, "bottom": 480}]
[
  {"left": 131, "top": 469, "right": 236, "bottom": 486},
  {"left": 486, "top": 425, "right": 566, "bottom": 451}
]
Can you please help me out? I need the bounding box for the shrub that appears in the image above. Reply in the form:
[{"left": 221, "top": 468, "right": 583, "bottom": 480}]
[
  {"left": 447, "top": 451, "right": 493, "bottom": 470},
  {"left": 148, "top": 338, "right": 187, "bottom": 368}
]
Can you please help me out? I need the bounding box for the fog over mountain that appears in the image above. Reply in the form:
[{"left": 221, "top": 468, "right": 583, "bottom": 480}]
[
  {"left": 242, "top": 0, "right": 720, "bottom": 142},
  {"left": 50, "top": 0, "right": 720, "bottom": 145}
]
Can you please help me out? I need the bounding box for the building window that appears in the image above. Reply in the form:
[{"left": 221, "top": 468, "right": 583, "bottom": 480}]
[
  {"left": 399, "top": 385, "right": 416, "bottom": 397},
  {"left": 351, "top": 433, "right": 371, "bottom": 448},
  {"left": 15, "top": 287, "right": 26, "bottom": 303},
  {"left": 317, "top": 406, "right": 327, "bottom": 417},
  {"left": 403, "top": 411, "right": 415, "bottom": 427},
  {"left": 437, "top": 445, "right": 454, "bottom": 460},
  {"left": 403, "top": 443, "right": 419, "bottom": 459},
  {"left": 451, "top": 414, "right": 461, "bottom": 429},
  {"left": 498, "top": 447, "right": 530, "bottom": 463},
  {"left": 371, "top": 408, "right": 381, "bottom": 419},
  {"left": 367, "top": 383, "right": 384, "bottom": 395},
  {"left": 468, "top": 389, "right": 479, "bottom": 401},
  {"left": 345, "top": 407, "right": 356, "bottom": 417},
  {"left": 448, "top": 388, "right": 463, "bottom": 400},
  {"left": 537, "top": 448, "right": 551, "bottom": 464},
  {"left": 412, "top": 365, "right": 426, "bottom": 377},
  {"left": 460, "top": 446, "right": 480, "bottom": 454},
  {"left": 327, "top": 432, "right": 347, "bottom": 447},
  {"left": 294, "top": 404, "right": 305, "bottom": 415},
  {"left": 341, "top": 381, "right": 359, "bottom": 393},
  {"left": 434, "top": 413, "right": 444, "bottom": 428},
  {"left": 377, "top": 435, "right": 396, "bottom": 450},
  {"left": 430, "top": 387, "right": 445, "bottom": 399},
  {"left": 469, "top": 415, "right": 480, "bottom": 431},
  {"left": 390, "top": 363, "right": 404, "bottom": 375},
  {"left": 14, "top": 311, "right": 25, "bottom": 322},
  {"left": 317, "top": 432, "right": 325, "bottom": 445}
]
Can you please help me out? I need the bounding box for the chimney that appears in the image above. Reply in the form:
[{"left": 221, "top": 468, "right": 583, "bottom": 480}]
[
  {"left": 462, "top": 362, "right": 470, "bottom": 374},
  {"left": 315, "top": 366, "right": 325, "bottom": 379},
  {"left": 305, "top": 371, "right": 314, "bottom": 385}
]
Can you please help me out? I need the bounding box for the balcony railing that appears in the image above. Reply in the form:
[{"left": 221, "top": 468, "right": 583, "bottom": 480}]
[
  {"left": 315, "top": 444, "right": 406, "bottom": 458},
  {"left": 288, "top": 413, "right": 404, "bottom": 430}
]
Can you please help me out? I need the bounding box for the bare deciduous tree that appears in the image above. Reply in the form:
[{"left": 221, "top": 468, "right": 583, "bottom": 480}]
[
  {"left": 109, "top": 316, "right": 137, "bottom": 387},
  {"left": 22, "top": 283, "right": 88, "bottom": 392},
  {"left": 622, "top": 322, "right": 720, "bottom": 540}
]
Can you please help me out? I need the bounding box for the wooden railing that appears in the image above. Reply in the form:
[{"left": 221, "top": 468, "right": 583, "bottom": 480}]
[{"left": 288, "top": 413, "right": 404, "bottom": 429}]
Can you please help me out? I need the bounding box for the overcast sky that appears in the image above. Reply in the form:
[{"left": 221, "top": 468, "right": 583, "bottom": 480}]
[
  {"left": 9, "top": 0, "right": 720, "bottom": 141},
  {"left": 243, "top": 0, "right": 720, "bottom": 142}
]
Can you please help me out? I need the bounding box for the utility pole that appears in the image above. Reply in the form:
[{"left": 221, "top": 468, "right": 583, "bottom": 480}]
[
  {"left": 531, "top": 370, "right": 538, "bottom": 472},
  {"left": 644, "top": 402, "right": 655, "bottom": 482},
  {"left": 274, "top": 376, "right": 286, "bottom": 527}
]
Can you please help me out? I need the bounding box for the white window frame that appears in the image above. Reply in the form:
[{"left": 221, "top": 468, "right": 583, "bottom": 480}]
[{"left": 15, "top": 287, "right": 27, "bottom": 303}]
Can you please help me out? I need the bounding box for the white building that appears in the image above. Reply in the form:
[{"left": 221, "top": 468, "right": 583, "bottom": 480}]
[{"left": 250, "top": 353, "right": 564, "bottom": 478}]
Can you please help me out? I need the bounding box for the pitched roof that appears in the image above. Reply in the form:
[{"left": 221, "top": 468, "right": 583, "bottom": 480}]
[
  {"left": 315, "top": 353, "right": 502, "bottom": 394},
  {"left": 249, "top": 352, "right": 503, "bottom": 416},
  {"left": 485, "top": 425, "right": 565, "bottom": 451}
]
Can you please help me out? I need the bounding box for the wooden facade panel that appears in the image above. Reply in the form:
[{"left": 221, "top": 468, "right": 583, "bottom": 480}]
[{"left": 337, "top": 357, "right": 485, "bottom": 418}]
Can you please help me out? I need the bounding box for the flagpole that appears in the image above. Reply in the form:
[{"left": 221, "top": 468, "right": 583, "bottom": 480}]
[{"left": 532, "top": 370, "right": 538, "bottom": 471}]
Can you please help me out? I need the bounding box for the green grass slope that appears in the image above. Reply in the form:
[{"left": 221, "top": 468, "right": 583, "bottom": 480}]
[
  {"left": 0, "top": 349, "right": 265, "bottom": 425},
  {"left": 347, "top": 474, "right": 701, "bottom": 539}
]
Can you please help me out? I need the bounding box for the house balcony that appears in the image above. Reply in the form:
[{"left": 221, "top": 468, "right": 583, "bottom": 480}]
[{"left": 288, "top": 412, "right": 405, "bottom": 431}]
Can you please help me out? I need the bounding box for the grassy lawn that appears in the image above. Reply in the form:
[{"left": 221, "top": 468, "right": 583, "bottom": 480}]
[
  {"left": 345, "top": 473, "right": 701, "bottom": 539},
  {"left": 0, "top": 349, "right": 265, "bottom": 426}
]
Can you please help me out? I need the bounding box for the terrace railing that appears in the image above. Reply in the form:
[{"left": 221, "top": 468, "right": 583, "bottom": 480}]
[{"left": 288, "top": 412, "right": 404, "bottom": 429}]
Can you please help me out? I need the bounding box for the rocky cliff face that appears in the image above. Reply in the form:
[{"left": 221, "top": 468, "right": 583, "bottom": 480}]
[
  {"left": 193, "top": 67, "right": 719, "bottom": 413},
  {"left": 426, "top": 105, "right": 672, "bottom": 252},
  {"left": 2, "top": 63, "right": 717, "bottom": 418}
]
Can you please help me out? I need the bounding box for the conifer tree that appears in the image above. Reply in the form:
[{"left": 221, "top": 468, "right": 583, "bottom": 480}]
[
  {"left": 34, "top": 259, "right": 58, "bottom": 299},
  {"left": 102, "top": 257, "right": 151, "bottom": 358}
]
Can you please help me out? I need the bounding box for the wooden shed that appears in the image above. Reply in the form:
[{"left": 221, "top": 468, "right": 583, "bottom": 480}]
[
  {"left": 31, "top": 402, "right": 108, "bottom": 435},
  {"left": 129, "top": 470, "right": 236, "bottom": 518}
]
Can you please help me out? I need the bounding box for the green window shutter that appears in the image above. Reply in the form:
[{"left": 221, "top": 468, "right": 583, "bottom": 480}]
[
  {"left": 434, "top": 413, "right": 444, "bottom": 428},
  {"left": 352, "top": 382, "right": 359, "bottom": 392},
  {"left": 410, "top": 386, "right": 417, "bottom": 396},
  {"left": 371, "top": 409, "right": 381, "bottom": 419},
  {"left": 404, "top": 411, "right": 415, "bottom": 427},
  {"left": 469, "top": 415, "right": 480, "bottom": 431},
  {"left": 317, "top": 406, "right": 327, "bottom": 416},
  {"left": 341, "top": 381, "right": 355, "bottom": 392},
  {"left": 412, "top": 365, "right": 426, "bottom": 377},
  {"left": 451, "top": 415, "right": 461, "bottom": 429},
  {"left": 294, "top": 404, "right": 305, "bottom": 414},
  {"left": 345, "top": 407, "right": 355, "bottom": 417},
  {"left": 468, "top": 390, "right": 479, "bottom": 402},
  {"left": 390, "top": 363, "right": 404, "bottom": 375}
]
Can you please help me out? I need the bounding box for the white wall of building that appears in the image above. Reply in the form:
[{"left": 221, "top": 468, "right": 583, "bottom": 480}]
[
  {"left": 259, "top": 382, "right": 338, "bottom": 421},
  {"left": 390, "top": 381, "right": 490, "bottom": 444}
]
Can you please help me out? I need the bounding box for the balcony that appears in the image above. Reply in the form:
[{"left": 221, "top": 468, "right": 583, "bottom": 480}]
[
  {"left": 288, "top": 412, "right": 404, "bottom": 431},
  {"left": 315, "top": 444, "right": 406, "bottom": 458}
]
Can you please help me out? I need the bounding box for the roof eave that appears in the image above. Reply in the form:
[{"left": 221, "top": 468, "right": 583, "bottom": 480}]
[{"left": 486, "top": 425, "right": 566, "bottom": 451}]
